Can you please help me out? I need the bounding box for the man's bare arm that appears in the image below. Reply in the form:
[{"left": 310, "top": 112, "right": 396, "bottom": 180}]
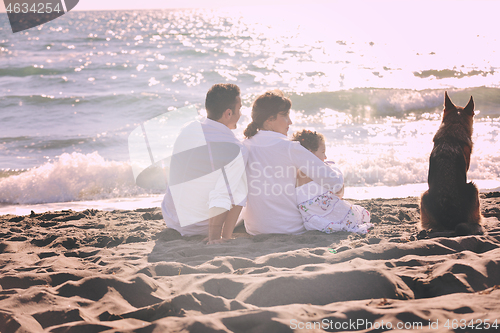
[
  {"left": 221, "top": 205, "right": 243, "bottom": 240},
  {"left": 207, "top": 207, "right": 228, "bottom": 244}
]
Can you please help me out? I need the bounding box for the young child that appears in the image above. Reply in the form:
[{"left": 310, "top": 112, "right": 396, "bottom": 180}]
[{"left": 292, "top": 130, "right": 373, "bottom": 234}]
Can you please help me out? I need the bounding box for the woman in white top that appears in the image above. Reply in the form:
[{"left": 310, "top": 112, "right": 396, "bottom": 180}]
[{"left": 242, "top": 90, "right": 344, "bottom": 235}]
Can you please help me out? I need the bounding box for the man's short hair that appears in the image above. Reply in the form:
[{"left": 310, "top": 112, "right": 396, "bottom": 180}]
[{"left": 205, "top": 84, "right": 241, "bottom": 121}]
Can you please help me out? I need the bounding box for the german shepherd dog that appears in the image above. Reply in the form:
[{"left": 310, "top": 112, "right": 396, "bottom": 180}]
[{"left": 420, "top": 92, "right": 483, "bottom": 236}]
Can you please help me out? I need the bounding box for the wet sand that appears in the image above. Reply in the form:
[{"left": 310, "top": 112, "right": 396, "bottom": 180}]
[{"left": 1, "top": 193, "right": 500, "bottom": 332}]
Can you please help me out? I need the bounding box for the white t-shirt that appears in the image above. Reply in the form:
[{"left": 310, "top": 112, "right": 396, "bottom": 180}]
[
  {"left": 243, "top": 130, "right": 344, "bottom": 235},
  {"left": 161, "top": 117, "right": 248, "bottom": 236}
]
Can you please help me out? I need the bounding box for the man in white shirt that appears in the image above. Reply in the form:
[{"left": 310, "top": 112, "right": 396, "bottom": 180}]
[{"left": 161, "top": 84, "right": 247, "bottom": 244}]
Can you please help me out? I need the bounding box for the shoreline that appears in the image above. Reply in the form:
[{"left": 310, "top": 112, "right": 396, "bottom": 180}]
[
  {"left": 2, "top": 179, "right": 499, "bottom": 216},
  {"left": 0, "top": 193, "right": 499, "bottom": 331}
]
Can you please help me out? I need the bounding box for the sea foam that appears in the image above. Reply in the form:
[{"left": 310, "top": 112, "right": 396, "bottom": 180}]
[{"left": 0, "top": 152, "right": 151, "bottom": 205}]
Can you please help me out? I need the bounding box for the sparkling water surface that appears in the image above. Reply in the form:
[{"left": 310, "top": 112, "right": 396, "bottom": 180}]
[{"left": 1, "top": 3, "right": 500, "bottom": 211}]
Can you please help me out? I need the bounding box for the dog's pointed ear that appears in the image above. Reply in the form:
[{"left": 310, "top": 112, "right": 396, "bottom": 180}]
[
  {"left": 463, "top": 96, "right": 475, "bottom": 116},
  {"left": 444, "top": 91, "right": 455, "bottom": 110}
]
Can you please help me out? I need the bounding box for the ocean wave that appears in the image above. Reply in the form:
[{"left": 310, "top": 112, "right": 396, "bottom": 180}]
[
  {"left": 1, "top": 95, "right": 83, "bottom": 106},
  {"left": 0, "top": 67, "right": 66, "bottom": 77},
  {"left": 338, "top": 152, "right": 500, "bottom": 188},
  {"left": 288, "top": 87, "right": 500, "bottom": 118},
  {"left": 0, "top": 147, "right": 498, "bottom": 205},
  {"left": 338, "top": 153, "right": 428, "bottom": 187},
  {"left": 414, "top": 69, "right": 495, "bottom": 79},
  {"left": 0, "top": 169, "right": 27, "bottom": 179},
  {"left": 0, "top": 152, "right": 152, "bottom": 205}
]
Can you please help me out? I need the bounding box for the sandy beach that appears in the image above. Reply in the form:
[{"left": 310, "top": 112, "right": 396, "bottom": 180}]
[
  {"left": 0, "top": 193, "right": 499, "bottom": 332},
  {"left": 2, "top": 1, "right": 500, "bottom": 332}
]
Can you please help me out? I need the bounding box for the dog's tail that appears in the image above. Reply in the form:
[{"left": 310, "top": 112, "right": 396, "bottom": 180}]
[
  {"left": 454, "top": 182, "right": 483, "bottom": 236},
  {"left": 455, "top": 223, "right": 483, "bottom": 236}
]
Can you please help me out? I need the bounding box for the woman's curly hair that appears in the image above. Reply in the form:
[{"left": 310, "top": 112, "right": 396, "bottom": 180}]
[{"left": 291, "top": 129, "right": 325, "bottom": 152}]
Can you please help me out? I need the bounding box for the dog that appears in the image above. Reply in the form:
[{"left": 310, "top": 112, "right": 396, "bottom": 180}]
[{"left": 420, "top": 91, "right": 483, "bottom": 236}]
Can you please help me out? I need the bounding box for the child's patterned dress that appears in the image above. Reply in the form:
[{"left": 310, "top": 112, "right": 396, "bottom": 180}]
[{"left": 296, "top": 181, "right": 373, "bottom": 234}]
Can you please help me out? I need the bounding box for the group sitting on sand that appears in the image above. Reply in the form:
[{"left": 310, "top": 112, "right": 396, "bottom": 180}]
[{"left": 161, "top": 83, "right": 373, "bottom": 244}]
